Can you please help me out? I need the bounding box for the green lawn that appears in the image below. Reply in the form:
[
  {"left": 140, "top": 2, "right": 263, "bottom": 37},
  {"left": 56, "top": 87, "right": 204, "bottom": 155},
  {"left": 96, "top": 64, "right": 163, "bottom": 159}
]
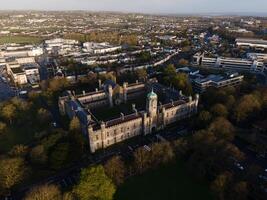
[
  {"left": 115, "top": 161, "right": 214, "bottom": 200},
  {"left": 0, "top": 35, "right": 43, "bottom": 45}
]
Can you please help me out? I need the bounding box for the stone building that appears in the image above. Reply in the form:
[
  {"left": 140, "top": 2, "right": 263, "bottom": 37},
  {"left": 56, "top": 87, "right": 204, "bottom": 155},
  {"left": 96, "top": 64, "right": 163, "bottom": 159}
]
[{"left": 59, "top": 79, "right": 199, "bottom": 153}]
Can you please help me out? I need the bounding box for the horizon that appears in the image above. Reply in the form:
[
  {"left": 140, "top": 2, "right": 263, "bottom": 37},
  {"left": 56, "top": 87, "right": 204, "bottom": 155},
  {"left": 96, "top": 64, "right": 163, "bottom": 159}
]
[
  {"left": 0, "top": 9, "right": 267, "bottom": 17},
  {"left": 1, "top": 0, "right": 267, "bottom": 17}
]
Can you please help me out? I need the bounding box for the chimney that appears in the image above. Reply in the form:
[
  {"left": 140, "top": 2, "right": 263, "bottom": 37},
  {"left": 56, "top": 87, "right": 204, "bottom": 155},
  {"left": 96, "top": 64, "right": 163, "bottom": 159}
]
[
  {"left": 87, "top": 114, "right": 92, "bottom": 122},
  {"left": 120, "top": 113, "right": 125, "bottom": 120},
  {"left": 132, "top": 104, "right": 136, "bottom": 111},
  {"left": 96, "top": 88, "right": 98, "bottom": 92},
  {"left": 171, "top": 99, "right": 174, "bottom": 106},
  {"left": 83, "top": 90, "right": 86, "bottom": 95}
]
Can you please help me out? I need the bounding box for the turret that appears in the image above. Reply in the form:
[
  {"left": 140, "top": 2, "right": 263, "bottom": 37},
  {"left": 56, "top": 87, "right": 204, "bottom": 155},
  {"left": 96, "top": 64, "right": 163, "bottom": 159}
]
[
  {"left": 123, "top": 82, "right": 128, "bottom": 103},
  {"left": 146, "top": 89, "right": 158, "bottom": 117},
  {"left": 108, "top": 85, "right": 113, "bottom": 107}
]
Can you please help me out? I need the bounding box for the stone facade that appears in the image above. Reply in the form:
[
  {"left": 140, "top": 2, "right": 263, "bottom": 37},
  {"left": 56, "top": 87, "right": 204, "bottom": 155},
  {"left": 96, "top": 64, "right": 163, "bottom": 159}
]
[{"left": 59, "top": 79, "right": 199, "bottom": 153}]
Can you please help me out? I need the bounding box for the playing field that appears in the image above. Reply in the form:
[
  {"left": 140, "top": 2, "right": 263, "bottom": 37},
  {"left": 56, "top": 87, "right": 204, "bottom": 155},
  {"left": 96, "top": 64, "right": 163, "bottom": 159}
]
[
  {"left": 115, "top": 161, "right": 214, "bottom": 200},
  {"left": 0, "top": 35, "right": 43, "bottom": 45}
]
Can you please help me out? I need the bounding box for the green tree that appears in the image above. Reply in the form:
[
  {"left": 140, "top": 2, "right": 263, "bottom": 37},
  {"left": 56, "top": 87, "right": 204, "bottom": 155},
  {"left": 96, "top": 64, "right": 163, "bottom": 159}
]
[
  {"left": 234, "top": 94, "right": 261, "bottom": 123},
  {"left": 163, "top": 64, "right": 177, "bottom": 84},
  {"left": 9, "top": 145, "right": 29, "bottom": 158},
  {"left": 135, "top": 68, "right": 147, "bottom": 81},
  {"left": 1, "top": 103, "right": 16, "bottom": 124},
  {"left": 208, "top": 117, "right": 235, "bottom": 141},
  {"left": 104, "top": 156, "right": 126, "bottom": 185},
  {"left": 69, "top": 117, "right": 81, "bottom": 133},
  {"left": 37, "top": 108, "right": 52, "bottom": 124},
  {"left": 0, "top": 121, "right": 7, "bottom": 134},
  {"left": 150, "top": 142, "right": 174, "bottom": 167},
  {"left": 30, "top": 145, "right": 48, "bottom": 165},
  {"left": 74, "top": 165, "right": 116, "bottom": 200},
  {"left": 178, "top": 58, "right": 189, "bottom": 66},
  {"left": 49, "top": 143, "right": 70, "bottom": 170},
  {"left": 210, "top": 103, "right": 228, "bottom": 118},
  {"left": 0, "top": 157, "right": 28, "bottom": 194},
  {"left": 211, "top": 171, "right": 232, "bottom": 200},
  {"left": 24, "top": 184, "right": 62, "bottom": 200},
  {"left": 196, "top": 110, "right": 212, "bottom": 128},
  {"left": 133, "top": 147, "right": 151, "bottom": 174}
]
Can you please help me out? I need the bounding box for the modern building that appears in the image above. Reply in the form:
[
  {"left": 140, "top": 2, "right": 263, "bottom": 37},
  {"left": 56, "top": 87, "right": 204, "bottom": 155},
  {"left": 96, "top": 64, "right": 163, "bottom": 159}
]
[
  {"left": 9, "top": 67, "right": 27, "bottom": 85},
  {"left": 191, "top": 72, "right": 244, "bottom": 93},
  {"left": 59, "top": 79, "right": 199, "bottom": 153},
  {"left": 193, "top": 53, "right": 266, "bottom": 72},
  {"left": 236, "top": 38, "right": 267, "bottom": 49},
  {"left": 83, "top": 42, "right": 122, "bottom": 54}
]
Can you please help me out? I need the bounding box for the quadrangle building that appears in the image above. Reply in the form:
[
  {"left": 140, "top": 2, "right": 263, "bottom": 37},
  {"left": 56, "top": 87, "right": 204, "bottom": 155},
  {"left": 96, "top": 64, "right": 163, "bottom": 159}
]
[{"left": 59, "top": 79, "right": 199, "bottom": 153}]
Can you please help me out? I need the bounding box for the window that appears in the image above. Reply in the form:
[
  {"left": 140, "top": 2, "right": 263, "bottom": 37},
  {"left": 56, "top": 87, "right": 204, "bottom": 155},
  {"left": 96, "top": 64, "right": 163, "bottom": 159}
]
[
  {"left": 121, "top": 127, "right": 123, "bottom": 132},
  {"left": 107, "top": 132, "right": 109, "bottom": 137},
  {"left": 96, "top": 135, "right": 99, "bottom": 140},
  {"left": 107, "top": 140, "right": 109, "bottom": 145}
]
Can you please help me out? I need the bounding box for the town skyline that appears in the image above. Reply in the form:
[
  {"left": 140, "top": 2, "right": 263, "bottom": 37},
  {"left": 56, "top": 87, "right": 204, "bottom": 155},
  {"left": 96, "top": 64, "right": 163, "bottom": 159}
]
[{"left": 1, "top": 0, "right": 267, "bottom": 16}]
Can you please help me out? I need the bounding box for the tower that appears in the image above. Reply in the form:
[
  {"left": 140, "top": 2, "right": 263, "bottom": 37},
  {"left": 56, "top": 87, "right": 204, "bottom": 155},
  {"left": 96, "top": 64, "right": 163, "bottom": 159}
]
[
  {"left": 146, "top": 89, "right": 158, "bottom": 117},
  {"left": 108, "top": 85, "right": 113, "bottom": 107}
]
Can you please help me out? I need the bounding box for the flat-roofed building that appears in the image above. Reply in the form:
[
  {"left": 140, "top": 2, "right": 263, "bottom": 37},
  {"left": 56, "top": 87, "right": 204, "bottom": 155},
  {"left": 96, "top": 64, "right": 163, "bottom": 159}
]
[
  {"left": 192, "top": 72, "right": 244, "bottom": 93},
  {"left": 236, "top": 38, "right": 267, "bottom": 49},
  {"left": 193, "top": 53, "right": 266, "bottom": 72},
  {"left": 10, "top": 67, "right": 27, "bottom": 85}
]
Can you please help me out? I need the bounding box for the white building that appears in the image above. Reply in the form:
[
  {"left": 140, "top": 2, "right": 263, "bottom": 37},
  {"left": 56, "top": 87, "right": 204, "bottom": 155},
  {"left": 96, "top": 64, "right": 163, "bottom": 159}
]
[
  {"left": 83, "top": 42, "right": 122, "bottom": 54},
  {"left": 236, "top": 38, "right": 267, "bottom": 49},
  {"left": 193, "top": 53, "right": 266, "bottom": 72}
]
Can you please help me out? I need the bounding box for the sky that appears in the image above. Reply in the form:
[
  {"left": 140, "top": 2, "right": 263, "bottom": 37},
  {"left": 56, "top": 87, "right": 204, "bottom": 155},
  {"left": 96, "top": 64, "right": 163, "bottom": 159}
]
[{"left": 1, "top": 0, "right": 267, "bottom": 15}]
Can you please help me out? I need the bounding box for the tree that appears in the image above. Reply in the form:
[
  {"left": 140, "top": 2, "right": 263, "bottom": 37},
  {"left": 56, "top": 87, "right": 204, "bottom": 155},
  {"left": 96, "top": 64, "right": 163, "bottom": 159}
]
[
  {"left": 230, "top": 181, "right": 248, "bottom": 200},
  {"left": 104, "top": 156, "right": 126, "bottom": 185},
  {"left": 74, "top": 165, "right": 116, "bottom": 200},
  {"left": 133, "top": 147, "right": 151, "bottom": 174},
  {"left": 1, "top": 103, "right": 16, "bottom": 124},
  {"left": 49, "top": 143, "right": 70, "bottom": 170},
  {"left": 208, "top": 117, "right": 235, "bottom": 141},
  {"left": 0, "top": 121, "right": 7, "bottom": 134},
  {"left": 0, "top": 157, "right": 28, "bottom": 193},
  {"left": 210, "top": 103, "right": 228, "bottom": 118},
  {"left": 9, "top": 145, "right": 29, "bottom": 158},
  {"left": 24, "top": 184, "right": 62, "bottom": 200},
  {"left": 163, "top": 64, "right": 176, "bottom": 83},
  {"left": 69, "top": 117, "right": 81, "bottom": 133},
  {"left": 178, "top": 58, "right": 189, "bottom": 66},
  {"left": 173, "top": 138, "right": 189, "bottom": 158},
  {"left": 211, "top": 171, "right": 232, "bottom": 200},
  {"left": 37, "top": 108, "right": 52, "bottom": 124},
  {"left": 172, "top": 73, "right": 193, "bottom": 95},
  {"left": 30, "top": 145, "right": 48, "bottom": 165},
  {"left": 196, "top": 110, "right": 212, "bottom": 128},
  {"left": 150, "top": 142, "right": 174, "bottom": 167},
  {"left": 234, "top": 94, "right": 261, "bottom": 123},
  {"left": 135, "top": 68, "right": 147, "bottom": 81}
]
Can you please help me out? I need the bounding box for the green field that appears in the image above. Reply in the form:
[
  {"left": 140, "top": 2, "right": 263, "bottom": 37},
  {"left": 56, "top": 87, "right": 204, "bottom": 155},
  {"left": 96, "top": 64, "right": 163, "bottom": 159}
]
[
  {"left": 0, "top": 35, "right": 43, "bottom": 45},
  {"left": 115, "top": 162, "right": 214, "bottom": 200}
]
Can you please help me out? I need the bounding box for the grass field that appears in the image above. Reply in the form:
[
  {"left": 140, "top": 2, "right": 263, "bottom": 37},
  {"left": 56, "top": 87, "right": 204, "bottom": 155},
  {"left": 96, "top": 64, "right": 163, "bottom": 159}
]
[
  {"left": 0, "top": 35, "right": 43, "bottom": 45},
  {"left": 115, "top": 161, "right": 214, "bottom": 200}
]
